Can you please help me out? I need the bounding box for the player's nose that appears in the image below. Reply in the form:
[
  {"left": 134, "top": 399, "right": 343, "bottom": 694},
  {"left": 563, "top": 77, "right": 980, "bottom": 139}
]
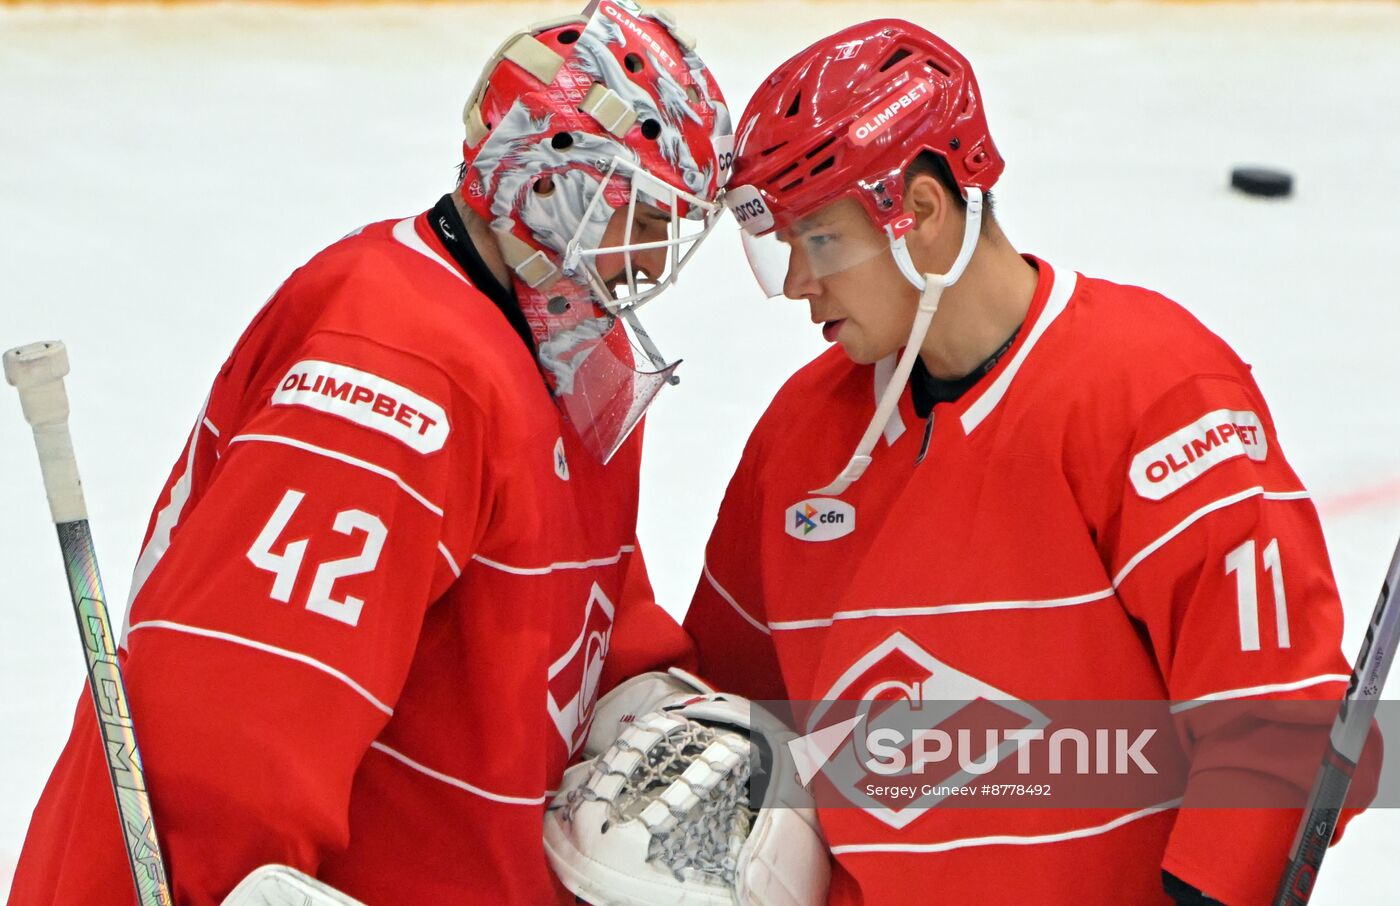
[
  {"left": 634, "top": 245, "right": 668, "bottom": 283},
  {"left": 783, "top": 259, "right": 819, "bottom": 302}
]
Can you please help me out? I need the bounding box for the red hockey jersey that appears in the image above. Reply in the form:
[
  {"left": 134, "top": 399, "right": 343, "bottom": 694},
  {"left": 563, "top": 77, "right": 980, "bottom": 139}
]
[
  {"left": 13, "top": 209, "right": 691, "bottom": 904},
  {"left": 685, "top": 259, "right": 1376, "bottom": 905}
]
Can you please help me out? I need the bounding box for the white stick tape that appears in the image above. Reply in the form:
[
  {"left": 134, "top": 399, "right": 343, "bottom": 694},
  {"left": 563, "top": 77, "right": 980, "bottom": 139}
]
[{"left": 4, "top": 341, "right": 89, "bottom": 523}]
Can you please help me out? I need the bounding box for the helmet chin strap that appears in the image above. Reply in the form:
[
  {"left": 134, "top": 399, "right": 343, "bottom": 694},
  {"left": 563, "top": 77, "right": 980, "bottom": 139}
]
[{"left": 811, "top": 188, "right": 983, "bottom": 497}]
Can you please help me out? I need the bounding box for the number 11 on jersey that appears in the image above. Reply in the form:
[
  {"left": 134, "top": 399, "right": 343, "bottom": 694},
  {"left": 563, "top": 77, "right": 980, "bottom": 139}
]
[{"left": 1226, "top": 537, "right": 1290, "bottom": 651}]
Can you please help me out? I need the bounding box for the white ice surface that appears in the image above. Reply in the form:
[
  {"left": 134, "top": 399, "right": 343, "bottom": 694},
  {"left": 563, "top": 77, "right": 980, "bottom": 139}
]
[{"left": 1, "top": 1, "right": 1397, "bottom": 901}]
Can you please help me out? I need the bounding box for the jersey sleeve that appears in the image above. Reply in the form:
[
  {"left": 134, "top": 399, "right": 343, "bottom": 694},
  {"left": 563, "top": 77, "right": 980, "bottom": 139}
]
[
  {"left": 1098, "top": 371, "right": 1381, "bottom": 905},
  {"left": 14, "top": 329, "right": 490, "bottom": 904},
  {"left": 682, "top": 433, "right": 788, "bottom": 702}
]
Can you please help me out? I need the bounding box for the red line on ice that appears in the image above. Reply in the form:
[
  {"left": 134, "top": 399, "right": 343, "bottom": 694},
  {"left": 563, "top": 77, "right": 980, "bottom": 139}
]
[{"left": 1318, "top": 477, "right": 1400, "bottom": 518}]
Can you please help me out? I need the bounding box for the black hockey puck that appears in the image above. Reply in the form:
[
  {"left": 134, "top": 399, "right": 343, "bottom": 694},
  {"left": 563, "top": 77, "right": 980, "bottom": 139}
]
[{"left": 1230, "top": 166, "right": 1293, "bottom": 198}]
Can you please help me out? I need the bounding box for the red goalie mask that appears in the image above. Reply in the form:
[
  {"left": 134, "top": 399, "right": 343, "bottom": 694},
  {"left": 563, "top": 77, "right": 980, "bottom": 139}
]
[{"left": 460, "top": 2, "right": 731, "bottom": 462}]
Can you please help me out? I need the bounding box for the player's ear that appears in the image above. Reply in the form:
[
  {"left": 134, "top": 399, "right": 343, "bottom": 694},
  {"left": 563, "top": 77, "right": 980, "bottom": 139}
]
[
  {"left": 908, "top": 174, "right": 950, "bottom": 231},
  {"left": 904, "top": 173, "right": 951, "bottom": 264}
]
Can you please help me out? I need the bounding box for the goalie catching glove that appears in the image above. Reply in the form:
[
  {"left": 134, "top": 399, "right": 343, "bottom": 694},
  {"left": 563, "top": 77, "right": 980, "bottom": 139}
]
[{"left": 543, "top": 669, "right": 829, "bottom": 906}]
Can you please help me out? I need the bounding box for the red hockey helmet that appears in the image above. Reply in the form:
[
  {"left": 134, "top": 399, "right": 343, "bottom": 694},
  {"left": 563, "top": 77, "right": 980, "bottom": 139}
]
[{"left": 724, "top": 19, "right": 1002, "bottom": 296}]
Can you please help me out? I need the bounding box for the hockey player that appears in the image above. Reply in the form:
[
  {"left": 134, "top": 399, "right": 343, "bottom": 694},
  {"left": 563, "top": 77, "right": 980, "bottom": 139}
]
[
  {"left": 12, "top": 5, "right": 731, "bottom": 904},
  {"left": 685, "top": 19, "right": 1378, "bottom": 905}
]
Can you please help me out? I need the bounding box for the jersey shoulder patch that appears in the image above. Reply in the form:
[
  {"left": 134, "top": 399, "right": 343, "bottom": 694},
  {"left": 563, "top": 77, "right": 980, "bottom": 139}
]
[
  {"left": 272, "top": 359, "right": 449, "bottom": 454},
  {"left": 1129, "top": 408, "right": 1267, "bottom": 500}
]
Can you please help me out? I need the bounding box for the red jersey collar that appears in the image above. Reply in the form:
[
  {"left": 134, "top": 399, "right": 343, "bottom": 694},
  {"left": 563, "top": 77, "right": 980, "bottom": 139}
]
[{"left": 882, "top": 256, "right": 1075, "bottom": 440}]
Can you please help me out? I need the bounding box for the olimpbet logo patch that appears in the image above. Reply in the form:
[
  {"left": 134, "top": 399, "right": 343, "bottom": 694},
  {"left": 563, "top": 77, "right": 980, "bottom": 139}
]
[
  {"left": 272, "top": 360, "right": 449, "bottom": 454},
  {"left": 1130, "top": 408, "right": 1266, "bottom": 500}
]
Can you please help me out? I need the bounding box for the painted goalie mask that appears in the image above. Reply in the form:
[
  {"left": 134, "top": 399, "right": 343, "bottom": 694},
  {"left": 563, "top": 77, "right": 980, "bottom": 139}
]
[{"left": 460, "top": 0, "right": 732, "bottom": 463}]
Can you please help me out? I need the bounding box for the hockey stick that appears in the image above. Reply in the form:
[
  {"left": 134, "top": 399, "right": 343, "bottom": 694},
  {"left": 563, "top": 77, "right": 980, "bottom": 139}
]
[
  {"left": 6, "top": 341, "right": 365, "bottom": 906},
  {"left": 1272, "top": 534, "right": 1400, "bottom": 905},
  {"left": 4, "top": 341, "right": 172, "bottom": 906}
]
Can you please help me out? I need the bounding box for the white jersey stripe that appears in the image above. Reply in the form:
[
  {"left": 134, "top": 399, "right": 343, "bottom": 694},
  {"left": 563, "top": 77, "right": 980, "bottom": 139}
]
[
  {"left": 961, "top": 265, "right": 1077, "bottom": 434},
  {"left": 1112, "top": 487, "right": 1311, "bottom": 588},
  {"left": 768, "top": 587, "right": 1115, "bottom": 632},
  {"left": 703, "top": 562, "right": 771, "bottom": 636},
  {"left": 369, "top": 741, "right": 547, "bottom": 806},
  {"left": 470, "top": 545, "right": 635, "bottom": 576},
  {"left": 1169, "top": 674, "right": 1350, "bottom": 714},
  {"left": 437, "top": 542, "right": 462, "bottom": 578},
  {"left": 392, "top": 217, "right": 471, "bottom": 285},
  {"left": 830, "top": 799, "right": 1180, "bottom": 855},
  {"left": 228, "top": 433, "right": 444, "bottom": 517},
  {"left": 124, "top": 398, "right": 212, "bottom": 646},
  {"left": 127, "top": 620, "right": 394, "bottom": 716}
]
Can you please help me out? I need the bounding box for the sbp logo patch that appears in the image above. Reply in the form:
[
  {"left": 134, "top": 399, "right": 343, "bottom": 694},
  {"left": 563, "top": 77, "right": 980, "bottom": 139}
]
[
  {"left": 553, "top": 437, "right": 570, "bottom": 481},
  {"left": 785, "top": 498, "right": 856, "bottom": 542}
]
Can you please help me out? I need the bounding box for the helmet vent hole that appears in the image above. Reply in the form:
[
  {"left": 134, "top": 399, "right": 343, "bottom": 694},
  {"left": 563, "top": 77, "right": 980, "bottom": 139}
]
[
  {"left": 804, "top": 136, "right": 837, "bottom": 159},
  {"left": 785, "top": 90, "right": 803, "bottom": 118},
  {"left": 879, "top": 48, "right": 912, "bottom": 72},
  {"left": 551, "top": 132, "right": 574, "bottom": 150},
  {"left": 810, "top": 156, "right": 836, "bottom": 177},
  {"left": 924, "top": 58, "right": 952, "bottom": 77},
  {"left": 640, "top": 119, "right": 662, "bottom": 140},
  {"left": 759, "top": 141, "right": 789, "bottom": 157},
  {"left": 533, "top": 175, "right": 556, "bottom": 197},
  {"left": 774, "top": 162, "right": 799, "bottom": 180},
  {"left": 779, "top": 177, "right": 805, "bottom": 192},
  {"left": 547, "top": 296, "right": 570, "bottom": 314},
  {"left": 558, "top": 29, "right": 580, "bottom": 45},
  {"left": 624, "top": 53, "right": 646, "bottom": 73}
]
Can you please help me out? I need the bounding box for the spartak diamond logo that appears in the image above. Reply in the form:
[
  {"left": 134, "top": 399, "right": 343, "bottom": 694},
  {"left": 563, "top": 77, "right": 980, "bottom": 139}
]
[
  {"left": 547, "top": 582, "right": 615, "bottom": 753},
  {"left": 794, "top": 631, "right": 1049, "bottom": 830}
]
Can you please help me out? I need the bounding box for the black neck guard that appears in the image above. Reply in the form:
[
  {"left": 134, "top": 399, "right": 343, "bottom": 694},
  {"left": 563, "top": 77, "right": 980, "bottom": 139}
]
[
  {"left": 428, "top": 194, "right": 536, "bottom": 355},
  {"left": 910, "top": 326, "right": 1020, "bottom": 419}
]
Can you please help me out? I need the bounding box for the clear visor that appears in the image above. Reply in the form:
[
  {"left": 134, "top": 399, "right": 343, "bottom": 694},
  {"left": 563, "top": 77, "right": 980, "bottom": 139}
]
[
  {"left": 540, "top": 309, "right": 679, "bottom": 464},
  {"left": 727, "top": 190, "right": 897, "bottom": 299},
  {"left": 563, "top": 156, "right": 723, "bottom": 316}
]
